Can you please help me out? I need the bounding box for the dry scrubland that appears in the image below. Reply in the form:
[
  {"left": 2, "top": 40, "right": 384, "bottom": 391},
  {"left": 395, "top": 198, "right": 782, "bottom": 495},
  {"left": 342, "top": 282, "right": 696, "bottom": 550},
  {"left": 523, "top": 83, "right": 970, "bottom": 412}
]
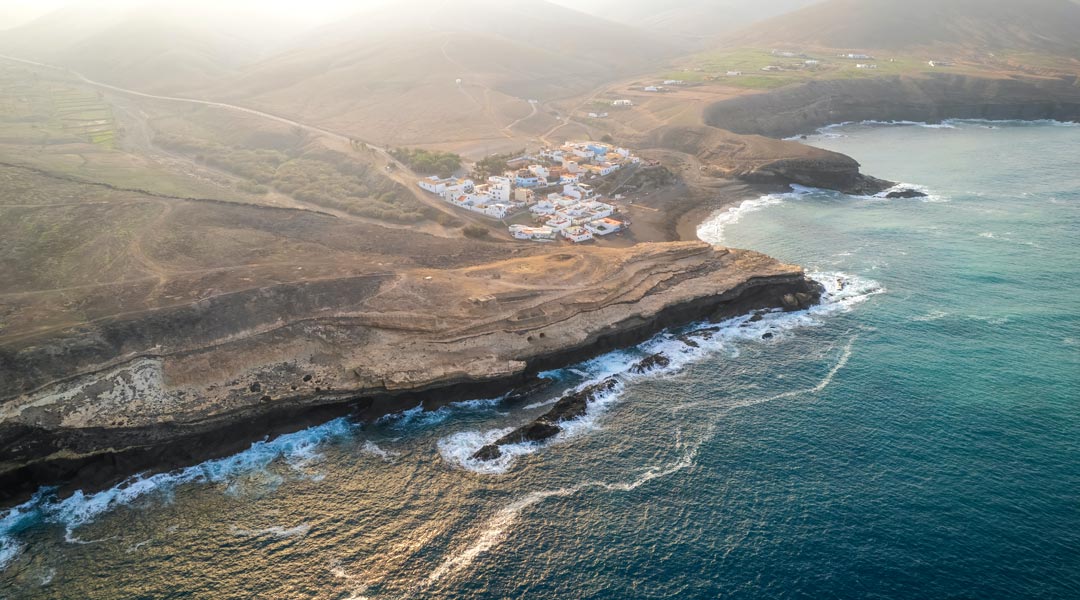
[{"left": 1, "top": 0, "right": 1079, "bottom": 498}]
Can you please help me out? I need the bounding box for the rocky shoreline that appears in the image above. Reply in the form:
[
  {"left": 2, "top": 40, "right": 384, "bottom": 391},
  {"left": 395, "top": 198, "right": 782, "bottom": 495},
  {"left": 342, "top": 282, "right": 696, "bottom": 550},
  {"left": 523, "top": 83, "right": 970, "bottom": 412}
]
[
  {"left": 704, "top": 73, "right": 1080, "bottom": 139},
  {"left": 0, "top": 244, "right": 821, "bottom": 507},
  {"left": 7, "top": 71, "right": 1066, "bottom": 508}
]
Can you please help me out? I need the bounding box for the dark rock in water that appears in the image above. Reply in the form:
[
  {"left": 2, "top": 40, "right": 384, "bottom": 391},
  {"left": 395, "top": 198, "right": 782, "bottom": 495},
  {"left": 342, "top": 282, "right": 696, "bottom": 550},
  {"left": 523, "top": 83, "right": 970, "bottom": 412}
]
[
  {"left": 885, "top": 188, "right": 928, "bottom": 199},
  {"left": 503, "top": 376, "right": 555, "bottom": 405},
  {"left": 631, "top": 353, "right": 671, "bottom": 374},
  {"left": 545, "top": 378, "right": 618, "bottom": 423},
  {"left": 782, "top": 292, "right": 816, "bottom": 311},
  {"left": 472, "top": 444, "right": 503, "bottom": 461},
  {"left": 748, "top": 314, "right": 764, "bottom": 323},
  {"left": 677, "top": 335, "right": 700, "bottom": 348},
  {"left": 762, "top": 332, "right": 774, "bottom": 340},
  {"left": 471, "top": 377, "right": 619, "bottom": 461},
  {"left": 490, "top": 421, "right": 563, "bottom": 447},
  {"left": 688, "top": 326, "right": 721, "bottom": 339}
]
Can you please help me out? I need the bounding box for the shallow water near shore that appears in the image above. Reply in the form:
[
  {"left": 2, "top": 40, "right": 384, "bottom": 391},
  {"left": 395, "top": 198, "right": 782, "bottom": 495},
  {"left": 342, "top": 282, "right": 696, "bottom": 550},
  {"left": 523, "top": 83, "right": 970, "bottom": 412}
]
[{"left": 2, "top": 121, "right": 1079, "bottom": 598}]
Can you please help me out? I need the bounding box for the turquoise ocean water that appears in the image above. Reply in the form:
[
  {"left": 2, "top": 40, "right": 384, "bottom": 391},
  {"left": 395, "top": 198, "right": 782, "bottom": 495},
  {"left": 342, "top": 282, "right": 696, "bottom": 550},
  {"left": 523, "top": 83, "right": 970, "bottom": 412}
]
[{"left": 1, "top": 121, "right": 1077, "bottom": 599}]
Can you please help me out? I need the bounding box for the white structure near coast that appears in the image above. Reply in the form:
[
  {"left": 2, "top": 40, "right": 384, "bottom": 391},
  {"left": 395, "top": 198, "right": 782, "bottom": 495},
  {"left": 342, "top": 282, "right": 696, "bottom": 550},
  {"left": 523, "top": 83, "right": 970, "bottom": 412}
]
[{"left": 416, "top": 141, "right": 636, "bottom": 242}]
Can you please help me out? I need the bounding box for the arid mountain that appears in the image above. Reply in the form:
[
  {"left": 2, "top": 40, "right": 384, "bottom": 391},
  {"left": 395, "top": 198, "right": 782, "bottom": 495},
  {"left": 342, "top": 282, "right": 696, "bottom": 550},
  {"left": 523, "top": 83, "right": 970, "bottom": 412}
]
[
  {"left": 1, "top": 0, "right": 677, "bottom": 146},
  {"left": 0, "top": 4, "right": 309, "bottom": 92},
  {"left": 206, "top": 0, "right": 677, "bottom": 145},
  {"left": 554, "top": 0, "right": 821, "bottom": 44},
  {"left": 724, "top": 0, "right": 1080, "bottom": 54}
]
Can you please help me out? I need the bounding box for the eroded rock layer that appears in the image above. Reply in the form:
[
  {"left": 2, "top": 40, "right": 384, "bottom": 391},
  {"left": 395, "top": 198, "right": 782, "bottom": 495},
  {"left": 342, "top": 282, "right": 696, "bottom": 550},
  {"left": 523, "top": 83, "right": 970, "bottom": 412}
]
[{"left": 0, "top": 242, "right": 821, "bottom": 502}]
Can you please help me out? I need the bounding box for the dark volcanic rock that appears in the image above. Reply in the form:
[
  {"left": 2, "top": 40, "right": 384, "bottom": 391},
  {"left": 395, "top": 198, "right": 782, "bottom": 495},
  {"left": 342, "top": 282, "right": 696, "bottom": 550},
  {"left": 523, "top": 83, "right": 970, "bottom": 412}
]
[
  {"left": 471, "top": 444, "right": 504, "bottom": 461},
  {"left": 503, "top": 376, "right": 555, "bottom": 404},
  {"left": 885, "top": 188, "right": 928, "bottom": 199},
  {"left": 631, "top": 353, "right": 671, "bottom": 373},
  {"left": 704, "top": 74, "right": 1080, "bottom": 140},
  {"left": 781, "top": 292, "right": 817, "bottom": 311},
  {"left": 471, "top": 377, "right": 619, "bottom": 461},
  {"left": 688, "top": 326, "right": 721, "bottom": 338}
]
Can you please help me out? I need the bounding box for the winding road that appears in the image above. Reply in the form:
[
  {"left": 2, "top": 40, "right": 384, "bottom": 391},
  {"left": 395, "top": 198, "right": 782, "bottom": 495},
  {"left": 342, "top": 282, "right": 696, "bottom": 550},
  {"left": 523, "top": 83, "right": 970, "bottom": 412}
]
[{"left": 0, "top": 53, "right": 477, "bottom": 223}]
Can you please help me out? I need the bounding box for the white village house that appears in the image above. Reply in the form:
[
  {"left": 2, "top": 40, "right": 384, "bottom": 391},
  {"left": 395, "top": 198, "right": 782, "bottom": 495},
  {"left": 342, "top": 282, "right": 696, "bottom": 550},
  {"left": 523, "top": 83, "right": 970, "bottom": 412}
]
[{"left": 416, "top": 140, "right": 635, "bottom": 242}]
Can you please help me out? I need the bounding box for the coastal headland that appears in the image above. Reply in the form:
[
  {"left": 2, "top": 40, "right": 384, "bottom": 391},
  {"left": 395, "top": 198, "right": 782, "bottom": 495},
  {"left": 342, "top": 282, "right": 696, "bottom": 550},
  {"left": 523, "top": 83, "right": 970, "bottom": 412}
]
[{"left": 2, "top": 46, "right": 1079, "bottom": 508}]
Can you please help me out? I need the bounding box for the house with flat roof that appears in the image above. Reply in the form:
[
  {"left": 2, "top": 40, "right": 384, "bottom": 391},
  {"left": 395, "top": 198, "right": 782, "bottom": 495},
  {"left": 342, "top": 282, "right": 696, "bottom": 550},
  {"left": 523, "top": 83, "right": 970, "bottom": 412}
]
[{"left": 561, "top": 226, "right": 594, "bottom": 243}]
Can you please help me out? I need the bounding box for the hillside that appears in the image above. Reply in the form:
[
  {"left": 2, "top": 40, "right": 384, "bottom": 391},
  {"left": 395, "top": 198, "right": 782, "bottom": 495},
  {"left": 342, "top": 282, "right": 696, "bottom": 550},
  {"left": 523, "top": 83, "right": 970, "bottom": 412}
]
[
  {"left": 209, "top": 0, "right": 678, "bottom": 146},
  {"left": 724, "top": 0, "right": 1080, "bottom": 54},
  {"left": 2, "top": 0, "right": 678, "bottom": 148},
  {"left": 0, "top": 3, "right": 313, "bottom": 93},
  {"left": 554, "top": 0, "right": 820, "bottom": 44}
]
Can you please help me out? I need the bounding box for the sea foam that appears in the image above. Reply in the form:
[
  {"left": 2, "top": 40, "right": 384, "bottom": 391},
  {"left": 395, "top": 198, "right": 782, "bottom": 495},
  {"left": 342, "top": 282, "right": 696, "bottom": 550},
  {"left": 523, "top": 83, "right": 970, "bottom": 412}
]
[
  {"left": 0, "top": 416, "right": 356, "bottom": 571},
  {"left": 424, "top": 334, "right": 862, "bottom": 587},
  {"left": 695, "top": 192, "right": 794, "bottom": 244},
  {"left": 437, "top": 270, "right": 882, "bottom": 476}
]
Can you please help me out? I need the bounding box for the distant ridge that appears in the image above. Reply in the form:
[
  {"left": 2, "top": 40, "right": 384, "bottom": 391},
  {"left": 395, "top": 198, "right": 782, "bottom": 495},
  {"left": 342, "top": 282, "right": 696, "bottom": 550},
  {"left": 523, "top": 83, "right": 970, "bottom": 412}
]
[
  {"left": 552, "top": 0, "right": 821, "bottom": 44},
  {"left": 723, "top": 0, "right": 1080, "bottom": 54},
  {"left": 0, "top": 4, "right": 307, "bottom": 93}
]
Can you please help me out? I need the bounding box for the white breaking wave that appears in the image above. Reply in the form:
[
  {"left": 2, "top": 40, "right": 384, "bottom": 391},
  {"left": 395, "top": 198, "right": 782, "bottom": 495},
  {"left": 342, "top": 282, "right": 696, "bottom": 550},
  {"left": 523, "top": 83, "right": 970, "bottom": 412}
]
[
  {"left": 789, "top": 118, "right": 1078, "bottom": 142},
  {"left": 695, "top": 193, "right": 794, "bottom": 244},
  {"left": 873, "top": 182, "right": 946, "bottom": 203},
  {"left": 912, "top": 310, "right": 949, "bottom": 322},
  {"left": 812, "top": 118, "right": 1078, "bottom": 138},
  {"left": 945, "top": 118, "right": 1080, "bottom": 128},
  {"left": 229, "top": 523, "right": 312, "bottom": 539},
  {"left": 436, "top": 270, "right": 882, "bottom": 477},
  {"left": 438, "top": 379, "right": 626, "bottom": 475},
  {"left": 361, "top": 441, "right": 400, "bottom": 462},
  {"left": 0, "top": 417, "right": 356, "bottom": 572},
  {"left": 420, "top": 335, "right": 859, "bottom": 589},
  {"left": 378, "top": 397, "right": 503, "bottom": 431}
]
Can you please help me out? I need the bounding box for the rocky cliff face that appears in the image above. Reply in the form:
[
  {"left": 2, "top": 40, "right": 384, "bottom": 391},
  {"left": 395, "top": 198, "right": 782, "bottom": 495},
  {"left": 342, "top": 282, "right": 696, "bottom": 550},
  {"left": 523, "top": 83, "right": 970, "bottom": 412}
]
[
  {"left": 0, "top": 242, "right": 821, "bottom": 504},
  {"left": 640, "top": 125, "right": 893, "bottom": 195},
  {"left": 704, "top": 73, "right": 1080, "bottom": 139}
]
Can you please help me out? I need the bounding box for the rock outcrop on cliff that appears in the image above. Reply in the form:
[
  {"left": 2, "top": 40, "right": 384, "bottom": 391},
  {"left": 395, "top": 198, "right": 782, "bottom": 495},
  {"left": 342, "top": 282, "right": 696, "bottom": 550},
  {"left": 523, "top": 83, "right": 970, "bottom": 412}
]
[
  {"left": 704, "top": 74, "right": 1080, "bottom": 139},
  {"left": 0, "top": 242, "right": 822, "bottom": 502},
  {"left": 640, "top": 124, "right": 893, "bottom": 195}
]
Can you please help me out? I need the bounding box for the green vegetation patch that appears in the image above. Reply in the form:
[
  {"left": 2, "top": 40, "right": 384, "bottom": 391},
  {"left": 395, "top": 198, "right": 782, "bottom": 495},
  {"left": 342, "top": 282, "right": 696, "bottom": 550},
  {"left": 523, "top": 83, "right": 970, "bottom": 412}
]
[
  {"left": 389, "top": 148, "right": 462, "bottom": 178},
  {"left": 670, "top": 48, "right": 942, "bottom": 90},
  {"left": 471, "top": 149, "right": 525, "bottom": 180}
]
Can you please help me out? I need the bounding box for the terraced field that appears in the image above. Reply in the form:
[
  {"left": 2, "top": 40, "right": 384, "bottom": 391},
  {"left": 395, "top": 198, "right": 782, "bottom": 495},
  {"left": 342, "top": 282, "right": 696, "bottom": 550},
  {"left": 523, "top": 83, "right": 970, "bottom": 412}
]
[{"left": 0, "top": 64, "right": 116, "bottom": 146}]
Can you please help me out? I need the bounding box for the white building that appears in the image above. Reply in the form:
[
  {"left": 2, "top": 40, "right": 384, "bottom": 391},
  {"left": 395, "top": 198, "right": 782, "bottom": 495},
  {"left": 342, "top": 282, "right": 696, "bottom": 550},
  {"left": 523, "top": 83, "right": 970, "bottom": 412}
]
[
  {"left": 509, "top": 225, "right": 556, "bottom": 241},
  {"left": 612, "top": 99, "right": 633, "bottom": 107},
  {"left": 487, "top": 176, "right": 512, "bottom": 202},
  {"left": 726, "top": 71, "right": 743, "bottom": 76},
  {"left": 644, "top": 86, "right": 659, "bottom": 92},
  {"left": 585, "top": 218, "right": 623, "bottom": 236},
  {"left": 561, "top": 226, "right": 593, "bottom": 243},
  {"left": 439, "top": 179, "right": 474, "bottom": 201},
  {"left": 418, "top": 175, "right": 458, "bottom": 195},
  {"left": 530, "top": 200, "right": 557, "bottom": 216},
  {"left": 527, "top": 164, "right": 549, "bottom": 180},
  {"left": 546, "top": 215, "right": 573, "bottom": 231}
]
